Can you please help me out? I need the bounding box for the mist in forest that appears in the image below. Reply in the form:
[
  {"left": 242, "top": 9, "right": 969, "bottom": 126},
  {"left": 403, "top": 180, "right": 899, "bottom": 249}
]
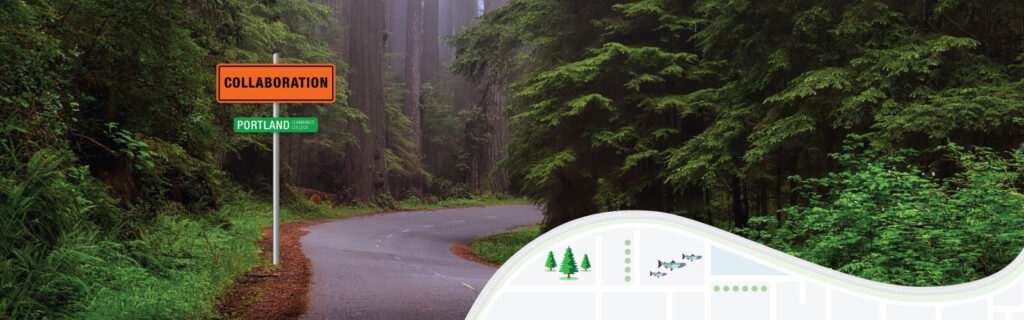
[{"left": 272, "top": 0, "right": 512, "bottom": 203}]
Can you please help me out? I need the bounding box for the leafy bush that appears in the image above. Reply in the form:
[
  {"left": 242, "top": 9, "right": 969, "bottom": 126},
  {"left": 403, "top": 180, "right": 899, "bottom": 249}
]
[
  {"left": 402, "top": 196, "right": 425, "bottom": 208},
  {"left": 742, "top": 137, "right": 1024, "bottom": 286},
  {"left": 139, "top": 138, "right": 224, "bottom": 215},
  {"left": 427, "top": 178, "right": 472, "bottom": 200},
  {"left": 372, "top": 193, "right": 399, "bottom": 211}
]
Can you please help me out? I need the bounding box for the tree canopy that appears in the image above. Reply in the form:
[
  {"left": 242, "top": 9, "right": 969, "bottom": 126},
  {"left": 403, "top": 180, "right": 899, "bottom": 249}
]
[{"left": 452, "top": 0, "right": 1024, "bottom": 285}]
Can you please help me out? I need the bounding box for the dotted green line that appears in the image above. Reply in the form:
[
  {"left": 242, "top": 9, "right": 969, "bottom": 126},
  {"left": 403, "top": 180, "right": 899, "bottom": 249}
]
[
  {"left": 624, "top": 239, "right": 632, "bottom": 282},
  {"left": 714, "top": 284, "right": 767, "bottom": 293}
]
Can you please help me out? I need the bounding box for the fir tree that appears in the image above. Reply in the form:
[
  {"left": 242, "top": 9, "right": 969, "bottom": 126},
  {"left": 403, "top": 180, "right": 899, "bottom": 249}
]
[
  {"left": 581, "top": 254, "right": 591, "bottom": 271},
  {"left": 559, "top": 247, "right": 578, "bottom": 278},
  {"left": 545, "top": 251, "right": 557, "bottom": 271}
]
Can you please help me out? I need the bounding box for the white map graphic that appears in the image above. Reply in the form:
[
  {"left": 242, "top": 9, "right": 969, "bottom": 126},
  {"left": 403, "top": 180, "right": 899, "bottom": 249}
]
[{"left": 467, "top": 211, "right": 1024, "bottom": 320}]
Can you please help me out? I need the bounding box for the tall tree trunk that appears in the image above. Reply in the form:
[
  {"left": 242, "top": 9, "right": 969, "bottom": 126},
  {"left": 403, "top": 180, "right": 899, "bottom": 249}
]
[
  {"left": 388, "top": 0, "right": 407, "bottom": 75},
  {"left": 383, "top": 0, "right": 391, "bottom": 57},
  {"left": 402, "top": 0, "right": 424, "bottom": 195},
  {"left": 450, "top": 0, "right": 478, "bottom": 113},
  {"left": 477, "top": 0, "right": 510, "bottom": 193},
  {"left": 453, "top": 0, "right": 480, "bottom": 188},
  {"left": 339, "top": 0, "right": 388, "bottom": 201},
  {"left": 477, "top": 81, "right": 509, "bottom": 193},
  {"left": 404, "top": 0, "right": 424, "bottom": 158},
  {"left": 439, "top": 0, "right": 452, "bottom": 79},
  {"left": 422, "top": 0, "right": 440, "bottom": 82}
]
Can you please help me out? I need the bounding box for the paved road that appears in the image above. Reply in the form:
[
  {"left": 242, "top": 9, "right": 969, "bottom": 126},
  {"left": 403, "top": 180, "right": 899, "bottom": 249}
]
[{"left": 299, "top": 204, "right": 543, "bottom": 319}]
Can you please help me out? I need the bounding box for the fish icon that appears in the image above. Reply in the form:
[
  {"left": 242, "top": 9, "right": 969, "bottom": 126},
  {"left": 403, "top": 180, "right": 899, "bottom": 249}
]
[
  {"left": 650, "top": 271, "right": 668, "bottom": 278},
  {"left": 683, "top": 253, "right": 702, "bottom": 261},
  {"left": 658, "top": 259, "right": 686, "bottom": 270}
]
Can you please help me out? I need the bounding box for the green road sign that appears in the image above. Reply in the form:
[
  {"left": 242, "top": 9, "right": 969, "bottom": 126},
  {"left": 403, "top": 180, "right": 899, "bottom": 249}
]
[{"left": 234, "top": 117, "right": 318, "bottom": 133}]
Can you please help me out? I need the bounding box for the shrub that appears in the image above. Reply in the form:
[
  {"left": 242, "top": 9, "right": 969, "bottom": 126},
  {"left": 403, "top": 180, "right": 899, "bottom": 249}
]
[
  {"left": 742, "top": 137, "right": 1024, "bottom": 286},
  {"left": 372, "top": 193, "right": 399, "bottom": 210},
  {"left": 0, "top": 121, "right": 125, "bottom": 318}
]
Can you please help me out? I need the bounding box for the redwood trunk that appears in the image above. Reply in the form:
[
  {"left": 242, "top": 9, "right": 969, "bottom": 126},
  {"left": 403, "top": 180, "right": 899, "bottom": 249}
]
[
  {"left": 404, "top": 0, "right": 423, "bottom": 157},
  {"left": 340, "top": 0, "right": 389, "bottom": 201},
  {"left": 478, "top": 0, "right": 510, "bottom": 193},
  {"left": 422, "top": 0, "right": 440, "bottom": 82}
]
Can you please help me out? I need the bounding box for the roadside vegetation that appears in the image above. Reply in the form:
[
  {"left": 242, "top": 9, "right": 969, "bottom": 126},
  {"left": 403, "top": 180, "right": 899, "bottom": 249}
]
[
  {"left": 471, "top": 138, "right": 1024, "bottom": 287},
  {"left": 0, "top": 143, "right": 513, "bottom": 319},
  {"left": 399, "top": 195, "right": 527, "bottom": 211},
  {"left": 471, "top": 226, "right": 542, "bottom": 264},
  {"left": 739, "top": 139, "right": 1024, "bottom": 286}
]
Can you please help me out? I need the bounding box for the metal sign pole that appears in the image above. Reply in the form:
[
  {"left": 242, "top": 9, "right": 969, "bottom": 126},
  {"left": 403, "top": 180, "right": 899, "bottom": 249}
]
[{"left": 272, "top": 52, "right": 280, "bottom": 265}]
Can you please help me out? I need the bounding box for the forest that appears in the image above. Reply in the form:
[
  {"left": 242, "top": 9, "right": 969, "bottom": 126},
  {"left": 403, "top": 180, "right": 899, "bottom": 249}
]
[{"left": 2, "top": 0, "right": 1024, "bottom": 318}]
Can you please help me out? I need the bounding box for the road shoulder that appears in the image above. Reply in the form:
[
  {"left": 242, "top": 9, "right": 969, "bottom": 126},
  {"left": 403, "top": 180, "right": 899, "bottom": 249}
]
[
  {"left": 451, "top": 242, "right": 502, "bottom": 269},
  {"left": 216, "top": 202, "right": 529, "bottom": 319}
]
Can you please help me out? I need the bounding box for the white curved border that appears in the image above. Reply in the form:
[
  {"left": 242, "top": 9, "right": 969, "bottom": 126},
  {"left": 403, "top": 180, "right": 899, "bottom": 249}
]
[{"left": 466, "top": 210, "right": 1024, "bottom": 319}]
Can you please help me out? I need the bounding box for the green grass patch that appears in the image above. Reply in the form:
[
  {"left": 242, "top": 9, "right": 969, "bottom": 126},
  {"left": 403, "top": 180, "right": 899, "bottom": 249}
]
[
  {"left": 72, "top": 191, "right": 362, "bottom": 319},
  {"left": 398, "top": 195, "right": 528, "bottom": 211},
  {"left": 471, "top": 225, "right": 542, "bottom": 264}
]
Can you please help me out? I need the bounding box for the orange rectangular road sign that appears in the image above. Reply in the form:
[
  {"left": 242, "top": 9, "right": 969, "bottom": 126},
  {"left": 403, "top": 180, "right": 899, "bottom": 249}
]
[{"left": 217, "top": 64, "right": 336, "bottom": 103}]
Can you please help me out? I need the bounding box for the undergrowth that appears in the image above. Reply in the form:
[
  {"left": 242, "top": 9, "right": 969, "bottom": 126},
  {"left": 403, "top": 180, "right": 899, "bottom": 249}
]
[{"left": 471, "top": 226, "right": 542, "bottom": 264}]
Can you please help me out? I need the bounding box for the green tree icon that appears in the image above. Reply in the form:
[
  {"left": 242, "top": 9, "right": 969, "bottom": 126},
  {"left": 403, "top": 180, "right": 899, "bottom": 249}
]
[
  {"left": 545, "top": 251, "right": 557, "bottom": 271},
  {"left": 559, "top": 247, "right": 578, "bottom": 278},
  {"left": 581, "top": 254, "right": 591, "bottom": 271}
]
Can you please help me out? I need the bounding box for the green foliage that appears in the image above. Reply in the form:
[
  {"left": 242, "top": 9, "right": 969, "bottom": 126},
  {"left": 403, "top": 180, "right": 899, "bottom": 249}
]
[
  {"left": 427, "top": 177, "right": 473, "bottom": 200},
  {"left": 384, "top": 73, "right": 424, "bottom": 185},
  {"left": 0, "top": 0, "right": 356, "bottom": 209},
  {"left": 139, "top": 138, "right": 224, "bottom": 215},
  {"left": 741, "top": 137, "right": 1024, "bottom": 286},
  {"left": 73, "top": 190, "right": 355, "bottom": 319},
  {"left": 455, "top": 0, "right": 711, "bottom": 228},
  {"left": 455, "top": 0, "right": 1024, "bottom": 230},
  {"left": 471, "top": 226, "right": 543, "bottom": 265},
  {"left": 0, "top": 123, "right": 123, "bottom": 318},
  {"left": 0, "top": 118, "right": 262, "bottom": 319},
  {"left": 398, "top": 195, "right": 525, "bottom": 211},
  {"left": 581, "top": 254, "right": 592, "bottom": 271},
  {"left": 372, "top": 193, "right": 400, "bottom": 211},
  {"left": 454, "top": 0, "right": 1024, "bottom": 285},
  {"left": 559, "top": 246, "right": 579, "bottom": 277},
  {"left": 105, "top": 123, "right": 158, "bottom": 171},
  {"left": 0, "top": 0, "right": 359, "bottom": 317}
]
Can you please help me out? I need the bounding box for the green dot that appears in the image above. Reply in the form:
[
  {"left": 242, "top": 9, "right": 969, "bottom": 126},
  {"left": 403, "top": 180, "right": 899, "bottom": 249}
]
[
  {"left": 625, "top": 267, "right": 631, "bottom": 273},
  {"left": 751, "top": 286, "right": 758, "bottom": 292},
  {"left": 625, "top": 258, "right": 631, "bottom": 264},
  {"left": 625, "top": 240, "right": 631, "bottom": 246},
  {"left": 761, "top": 285, "right": 767, "bottom": 291},
  {"left": 625, "top": 249, "right": 631, "bottom": 255},
  {"left": 714, "top": 285, "right": 720, "bottom": 292},
  {"left": 742, "top": 285, "right": 749, "bottom": 292},
  {"left": 733, "top": 286, "right": 739, "bottom": 292},
  {"left": 723, "top": 286, "right": 729, "bottom": 292},
  {"left": 625, "top": 276, "right": 631, "bottom": 282}
]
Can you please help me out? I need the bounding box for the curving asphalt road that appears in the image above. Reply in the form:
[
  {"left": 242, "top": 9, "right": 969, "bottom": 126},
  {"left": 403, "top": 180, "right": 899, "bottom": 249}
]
[{"left": 299, "top": 204, "right": 542, "bottom": 320}]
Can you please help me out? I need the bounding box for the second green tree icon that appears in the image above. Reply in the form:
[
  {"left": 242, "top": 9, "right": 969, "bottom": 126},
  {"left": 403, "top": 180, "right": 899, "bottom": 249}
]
[{"left": 560, "top": 247, "right": 579, "bottom": 279}]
